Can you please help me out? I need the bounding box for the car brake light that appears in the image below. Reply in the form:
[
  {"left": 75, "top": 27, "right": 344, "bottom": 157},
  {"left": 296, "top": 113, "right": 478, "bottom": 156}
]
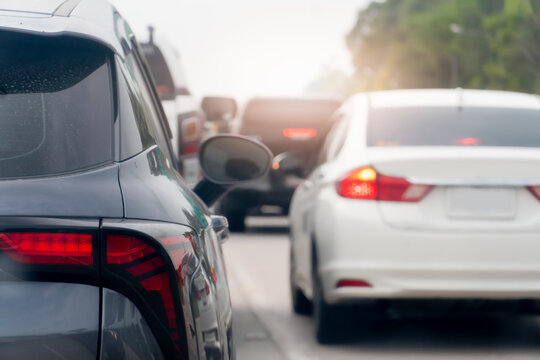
[
  {"left": 336, "top": 279, "right": 372, "bottom": 288},
  {"left": 0, "top": 221, "right": 198, "bottom": 360},
  {"left": 527, "top": 186, "right": 540, "bottom": 201},
  {"left": 283, "top": 128, "right": 317, "bottom": 139},
  {"left": 106, "top": 234, "right": 181, "bottom": 356},
  {"left": 336, "top": 167, "right": 432, "bottom": 202},
  {"left": 156, "top": 84, "right": 170, "bottom": 95},
  {"left": 106, "top": 234, "right": 156, "bottom": 264},
  {"left": 181, "top": 116, "right": 200, "bottom": 143},
  {"left": 455, "top": 137, "right": 480, "bottom": 146},
  {"left": 105, "top": 231, "right": 196, "bottom": 360},
  {"left": 337, "top": 167, "right": 378, "bottom": 199},
  {"left": 0, "top": 232, "right": 93, "bottom": 265}
]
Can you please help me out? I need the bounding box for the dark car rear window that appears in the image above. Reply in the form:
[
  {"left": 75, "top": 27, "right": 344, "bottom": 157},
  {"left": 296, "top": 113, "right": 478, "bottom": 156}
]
[
  {"left": 241, "top": 98, "right": 341, "bottom": 155},
  {"left": 0, "top": 33, "right": 113, "bottom": 179},
  {"left": 140, "top": 44, "right": 175, "bottom": 101},
  {"left": 367, "top": 107, "right": 540, "bottom": 148}
]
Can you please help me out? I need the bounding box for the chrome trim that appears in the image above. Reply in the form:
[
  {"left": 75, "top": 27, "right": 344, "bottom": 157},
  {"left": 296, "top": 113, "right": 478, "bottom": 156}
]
[{"left": 407, "top": 177, "right": 540, "bottom": 187}]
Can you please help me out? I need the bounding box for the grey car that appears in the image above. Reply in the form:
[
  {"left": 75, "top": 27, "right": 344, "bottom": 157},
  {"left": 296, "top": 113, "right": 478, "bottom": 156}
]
[{"left": 0, "top": 1, "right": 271, "bottom": 359}]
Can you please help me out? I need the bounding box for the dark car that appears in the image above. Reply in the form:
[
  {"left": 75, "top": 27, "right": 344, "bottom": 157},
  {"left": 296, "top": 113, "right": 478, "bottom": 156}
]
[
  {"left": 0, "top": 2, "right": 271, "bottom": 359},
  {"left": 218, "top": 97, "right": 342, "bottom": 231}
]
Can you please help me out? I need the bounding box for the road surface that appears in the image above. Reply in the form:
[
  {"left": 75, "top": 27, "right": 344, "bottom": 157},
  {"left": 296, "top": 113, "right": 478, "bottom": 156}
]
[{"left": 223, "top": 217, "right": 540, "bottom": 360}]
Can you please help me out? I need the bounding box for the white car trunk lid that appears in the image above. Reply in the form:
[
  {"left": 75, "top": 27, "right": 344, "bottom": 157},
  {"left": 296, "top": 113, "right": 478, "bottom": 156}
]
[{"left": 367, "top": 147, "right": 540, "bottom": 231}]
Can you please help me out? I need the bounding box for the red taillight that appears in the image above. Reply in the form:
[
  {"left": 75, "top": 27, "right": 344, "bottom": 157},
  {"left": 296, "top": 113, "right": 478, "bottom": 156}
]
[
  {"left": 182, "top": 145, "right": 198, "bottom": 155},
  {"left": 378, "top": 174, "right": 433, "bottom": 202},
  {"left": 455, "top": 137, "right": 480, "bottom": 146},
  {"left": 336, "top": 279, "right": 372, "bottom": 288},
  {"left": 336, "top": 167, "right": 432, "bottom": 202},
  {"left": 336, "top": 167, "right": 378, "bottom": 199},
  {"left": 0, "top": 232, "right": 93, "bottom": 265},
  {"left": 107, "top": 234, "right": 178, "bottom": 336},
  {"left": 528, "top": 186, "right": 540, "bottom": 201},
  {"left": 156, "top": 84, "right": 171, "bottom": 95},
  {"left": 0, "top": 223, "right": 194, "bottom": 360},
  {"left": 106, "top": 233, "right": 192, "bottom": 360},
  {"left": 181, "top": 117, "right": 200, "bottom": 143},
  {"left": 107, "top": 234, "right": 156, "bottom": 264},
  {"left": 283, "top": 128, "right": 317, "bottom": 139}
]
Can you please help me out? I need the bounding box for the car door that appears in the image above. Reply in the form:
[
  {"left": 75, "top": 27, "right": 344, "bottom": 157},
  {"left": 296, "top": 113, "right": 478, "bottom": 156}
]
[{"left": 290, "top": 110, "right": 351, "bottom": 292}]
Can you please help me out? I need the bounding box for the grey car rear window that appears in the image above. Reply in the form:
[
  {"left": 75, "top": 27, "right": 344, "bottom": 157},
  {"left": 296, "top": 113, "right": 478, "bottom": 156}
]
[
  {"left": 0, "top": 33, "right": 113, "bottom": 179},
  {"left": 367, "top": 107, "right": 540, "bottom": 148},
  {"left": 240, "top": 98, "right": 341, "bottom": 155}
]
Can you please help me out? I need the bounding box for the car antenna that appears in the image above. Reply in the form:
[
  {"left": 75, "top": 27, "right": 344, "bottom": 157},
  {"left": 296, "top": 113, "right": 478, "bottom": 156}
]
[
  {"left": 456, "top": 87, "right": 463, "bottom": 111},
  {"left": 148, "top": 25, "right": 155, "bottom": 44}
]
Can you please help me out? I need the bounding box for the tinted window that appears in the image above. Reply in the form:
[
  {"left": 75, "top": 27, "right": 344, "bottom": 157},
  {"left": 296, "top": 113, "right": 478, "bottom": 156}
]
[
  {"left": 117, "top": 59, "right": 155, "bottom": 159},
  {"left": 140, "top": 44, "right": 175, "bottom": 100},
  {"left": 127, "top": 50, "right": 174, "bottom": 162},
  {"left": 0, "top": 33, "right": 113, "bottom": 179},
  {"left": 119, "top": 52, "right": 173, "bottom": 163},
  {"left": 241, "top": 98, "right": 341, "bottom": 155},
  {"left": 367, "top": 107, "right": 540, "bottom": 148}
]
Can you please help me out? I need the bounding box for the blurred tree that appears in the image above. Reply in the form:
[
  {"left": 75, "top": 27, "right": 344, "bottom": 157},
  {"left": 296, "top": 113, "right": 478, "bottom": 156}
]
[
  {"left": 304, "top": 66, "right": 354, "bottom": 97},
  {"left": 345, "top": 0, "right": 540, "bottom": 93}
]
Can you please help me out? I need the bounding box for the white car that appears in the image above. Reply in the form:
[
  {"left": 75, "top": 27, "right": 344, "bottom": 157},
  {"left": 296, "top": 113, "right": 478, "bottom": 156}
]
[{"left": 289, "top": 89, "right": 540, "bottom": 343}]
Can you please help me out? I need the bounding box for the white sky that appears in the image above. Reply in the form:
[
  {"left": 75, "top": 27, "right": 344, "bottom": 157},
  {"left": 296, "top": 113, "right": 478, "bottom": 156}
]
[{"left": 110, "top": 0, "right": 370, "bottom": 100}]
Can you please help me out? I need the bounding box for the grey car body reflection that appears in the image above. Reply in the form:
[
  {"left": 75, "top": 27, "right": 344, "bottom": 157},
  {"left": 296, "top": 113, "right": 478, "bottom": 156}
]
[
  {"left": 0, "top": 282, "right": 99, "bottom": 360},
  {"left": 101, "top": 289, "right": 165, "bottom": 360}
]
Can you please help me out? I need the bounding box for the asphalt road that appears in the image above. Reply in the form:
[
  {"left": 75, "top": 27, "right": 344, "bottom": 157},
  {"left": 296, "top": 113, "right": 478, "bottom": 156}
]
[{"left": 223, "top": 216, "right": 540, "bottom": 360}]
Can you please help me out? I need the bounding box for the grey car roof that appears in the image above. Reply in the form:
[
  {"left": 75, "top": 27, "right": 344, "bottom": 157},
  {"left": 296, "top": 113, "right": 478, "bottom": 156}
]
[{"left": 0, "top": 0, "right": 133, "bottom": 55}]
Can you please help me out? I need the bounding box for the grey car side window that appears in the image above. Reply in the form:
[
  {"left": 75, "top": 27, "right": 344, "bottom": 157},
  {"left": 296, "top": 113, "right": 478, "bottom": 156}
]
[{"left": 121, "top": 50, "right": 174, "bottom": 165}]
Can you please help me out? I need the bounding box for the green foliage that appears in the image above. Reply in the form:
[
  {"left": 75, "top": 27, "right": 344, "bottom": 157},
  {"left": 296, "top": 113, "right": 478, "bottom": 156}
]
[{"left": 346, "top": 0, "right": 540, "bottom": 94}]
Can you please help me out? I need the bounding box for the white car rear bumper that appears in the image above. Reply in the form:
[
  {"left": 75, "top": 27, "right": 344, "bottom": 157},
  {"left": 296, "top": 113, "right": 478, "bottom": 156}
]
[
  {"left": 314, "top": 191, "right": 540, "bottom": 304},
  {"left": 321, "top": 263, "right": 540, "bottom": 304}
]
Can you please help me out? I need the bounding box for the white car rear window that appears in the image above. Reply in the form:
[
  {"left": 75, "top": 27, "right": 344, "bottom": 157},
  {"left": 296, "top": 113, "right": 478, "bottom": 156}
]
[{"left": 367, "top": 107, "right": 540, "bottom": 148}]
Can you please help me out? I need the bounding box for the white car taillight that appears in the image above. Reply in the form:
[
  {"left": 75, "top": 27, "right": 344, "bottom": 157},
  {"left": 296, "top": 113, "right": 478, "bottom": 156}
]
[
  {"left": 527, "top": 185, "right": 540, "bottom": 201},
  {"left": 336, "top": 166, "right": 433, "bottom": 202}
]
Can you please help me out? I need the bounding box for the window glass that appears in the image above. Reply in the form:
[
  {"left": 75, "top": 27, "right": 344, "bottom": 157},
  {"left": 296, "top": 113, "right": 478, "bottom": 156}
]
[
  {"left": 140, "top": 44, "right": 175, "bottom": 100},
  {"left": 117, "top": 59, "right": 154, "bottom": 159},
  {"left": 241, "top": 98, "right": 341, "bottom": 156},
  {"left": 0, "top": 33, "right": 113, "bottom": 179},
  {"left": 120, "top": 52, "right": 173, "bottom": 162},
  {"left": 120, "top": 53, "right": 170, "bottom": 158},
  {"left": 367, "top": 107, "right": 540, "bottom": 148}
]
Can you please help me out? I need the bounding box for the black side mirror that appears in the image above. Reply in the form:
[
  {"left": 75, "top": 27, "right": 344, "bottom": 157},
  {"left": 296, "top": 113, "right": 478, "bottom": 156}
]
[
  {"left": 201, "top": 97, "right": 238, "bottom": 123},
  {"left": 193, "top": 135, "right": 272, "bottom": 205}
]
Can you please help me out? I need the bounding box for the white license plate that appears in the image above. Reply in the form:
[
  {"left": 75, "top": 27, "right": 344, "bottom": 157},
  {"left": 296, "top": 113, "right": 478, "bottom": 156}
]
[{"left": 446, "top": 187, "right": 516, "bottom": 219}]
